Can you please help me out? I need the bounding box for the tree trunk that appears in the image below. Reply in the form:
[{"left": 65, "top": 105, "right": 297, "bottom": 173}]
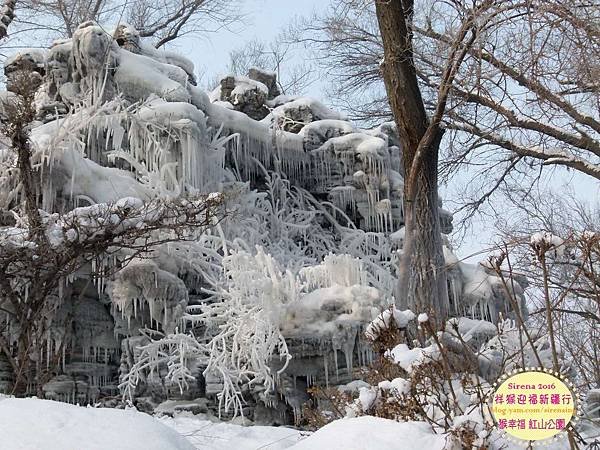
[
  {"left": 399, "top": 138, "right": 448, "bottom": 320},
  {"left": 14, "top": 130, "right": 45, "bottom": 242},
  {"left": 12, "top": 329, "right": 32, "bottom": 396},
  {"left": 375, "top": 0, "right": 449, "bottom": 322}
]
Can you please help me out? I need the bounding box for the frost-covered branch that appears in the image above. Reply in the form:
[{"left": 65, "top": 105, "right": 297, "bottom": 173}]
[{"left": 120, "top": 332, "right": 204, "bottom": 402}]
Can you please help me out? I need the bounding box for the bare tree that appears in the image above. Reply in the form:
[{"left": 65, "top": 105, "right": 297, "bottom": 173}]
[
  {"left": 227, "top": 38, "right": 315, "bottom": 95},
  {"left": 7, "top": 0, "right": 241, "bottom": 49},
  {"left": 0, "top": 71, "right": 224, "bottom": 395},
  {"left": 295, "top": 0, "right": 599, "bottom": 218},
  {"left": 288, "top": 0, "right": 387, "bottom": 125},
  {"left": 374, "top": 0, "right": 505, "bottom": 323},
  {"left": 426, "top": 0, "right": 600, "bottom": 224}
]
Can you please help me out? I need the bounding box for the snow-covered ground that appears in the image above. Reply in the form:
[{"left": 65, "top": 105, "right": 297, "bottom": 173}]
[
  {"left": 0, "top": 396, "right": 579, "bottom": 449},
  {"left": 289, "top": 416, "right": 448, "bottom": 450},
  {"left": 0, "top": 396, "right": 450, "bottom": 450},
  {"left": 0, "top": 397, "right": 195, "bottom": 450},
  {"left": 0, "top": 395, "right": 307, "bottom": 450},
  {"left": 160, "top": 415, "right": 307, "bottom": 449}
]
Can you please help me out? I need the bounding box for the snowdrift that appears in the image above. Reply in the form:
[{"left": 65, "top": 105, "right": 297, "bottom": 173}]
[
  {"left": 0, "top": 397, "right": 195, "bottom": 450},
  {"left": 290, "top": 416, "right": 448, "bottom": 450}
]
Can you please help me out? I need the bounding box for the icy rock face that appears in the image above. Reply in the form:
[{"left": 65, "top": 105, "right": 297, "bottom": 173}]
[
  {"left": 43, "top": 40, "right": 76, "bottom": 117},
  {"left": 113, "top": 23, "right": 142, "bottom": 54},
  {"left": 72, "top": 22, "right": 118, "bottom": 103},
  {"left": 0, "top": 23, "right": 527, "bottom": 420},
  {"left": 26, "top": 291, "right": 117, "bottom": 403},
  {"left": 0, "top": 353, "right": 13, "bottom": 393},
  {"left": 42, "top": 375, "right": 100, "bottom": 404},
  {"left": 41, "top": 280, "right": 121, "bottom": 403},
  {"left": 212, "top": 75, "right": 270, "bottom": 120},
  {"left": 312, "top": 132, "right": 398, "bottom": 232},
  {"left": 275, "top": 259, "right": 384, "bottom": 406},
  {"left": 271, "top": 97, "right": 346, "bottom": 133},
  {"left": 248, "top": 67, "right": 280, "bottom": 99},
  {"left": 112, "top": 260, "right": 188, "bottom": 334},
  {"left": 282, "top": 284, "right": 384, "bottom": 374}
]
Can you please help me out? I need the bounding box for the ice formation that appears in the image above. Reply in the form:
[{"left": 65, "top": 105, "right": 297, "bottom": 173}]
[{"left": 0, "top": 22, "right": 527, "bottom": 423}]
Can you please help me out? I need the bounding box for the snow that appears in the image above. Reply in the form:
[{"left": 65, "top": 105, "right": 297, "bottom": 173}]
[
  {"left": 266, "top": 94, "right": 298, "bottom": 108},
  {"left": 337, "top": 380, "right": 371, "bottom": 393},
  {"left": 0, "top": 397, "right": 195, "bottom": 450},
  {"left": 378, "top": 377, "right": 411, "bottom": 395},
  {"left": 160, "top": 414, "right": 571, "bottom": 450},
  {"left": 389, "top": 226, "right": 405, "bottom": 244},
  {"left": 161, "top": 415, "right": 306, "bottom": 449},
  {"left": 269, "top": 97, "right": 348, "bottom": 122},
  {"left": 357, "top": 386, "right": 378, "bottom": 411},
  {"left": 457, "top": 260, "right": 500, "bottom": 317},
  {"left": 530, "top": 231, "right": 565, "bottom": 257},
  {"left": 446, "top": 317, "right": 497, "bottom": 339},
  {"left": 386, "top": 344, "right": 440, "bottom": 373},
  {"left": 0, "top": 396, "right": 570, "bottom": 450},
  {"left": 116, "top": 49, "right": 191, "bottom": 103},
  {"left": 417, "top": 312, "right": 429, "bottom": 323},
  {"left": 297, "top": 119, "right": 356, "bottom": 138},
  {"left": 231, "top": 76, "right": 269, "bottom": 96},
  {"left": 289, "top": 416, "right": 447, "bottom": 450},
  {"left": 324, "top": 133, "right": 387, "bottom": 158},
  {"left": 138, "top": 42, "right": 195, "bottom": 80},
  {"left": 282, "top": 284, "right": 384, "bottom": 337},
  {"left": 365, "top": 307, "right": 415, "bottom": 340}
]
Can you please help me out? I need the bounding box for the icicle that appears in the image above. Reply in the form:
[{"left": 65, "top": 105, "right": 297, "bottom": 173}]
[
  {"left": 324, "top": 354, "right": 329, "bottom": 387},
  {"left": 333, "top": 349, "right": 339, "bottom": 380},
  {"left": 164, "top": 298, "right": 168, "bottom": 328},
  {"left": 343, "top": 332, "right": 356, "bottom": 375}
]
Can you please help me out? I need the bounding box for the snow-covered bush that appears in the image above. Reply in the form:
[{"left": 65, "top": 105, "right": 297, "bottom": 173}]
[
  {"left": 196, "top": 247, "right": 294, "bottom": 416},
  {"left": 120, "top": 332, "right": 204, "bottom": 402}
]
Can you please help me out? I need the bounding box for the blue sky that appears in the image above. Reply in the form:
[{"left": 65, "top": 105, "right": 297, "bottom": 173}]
[{"left": 177, "top": 0, "right": 327, "bottom": 93}]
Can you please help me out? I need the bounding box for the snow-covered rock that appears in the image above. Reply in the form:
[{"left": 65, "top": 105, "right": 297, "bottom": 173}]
[{"left": 211, "top": 75, "right": 269, "bottom": 120}]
